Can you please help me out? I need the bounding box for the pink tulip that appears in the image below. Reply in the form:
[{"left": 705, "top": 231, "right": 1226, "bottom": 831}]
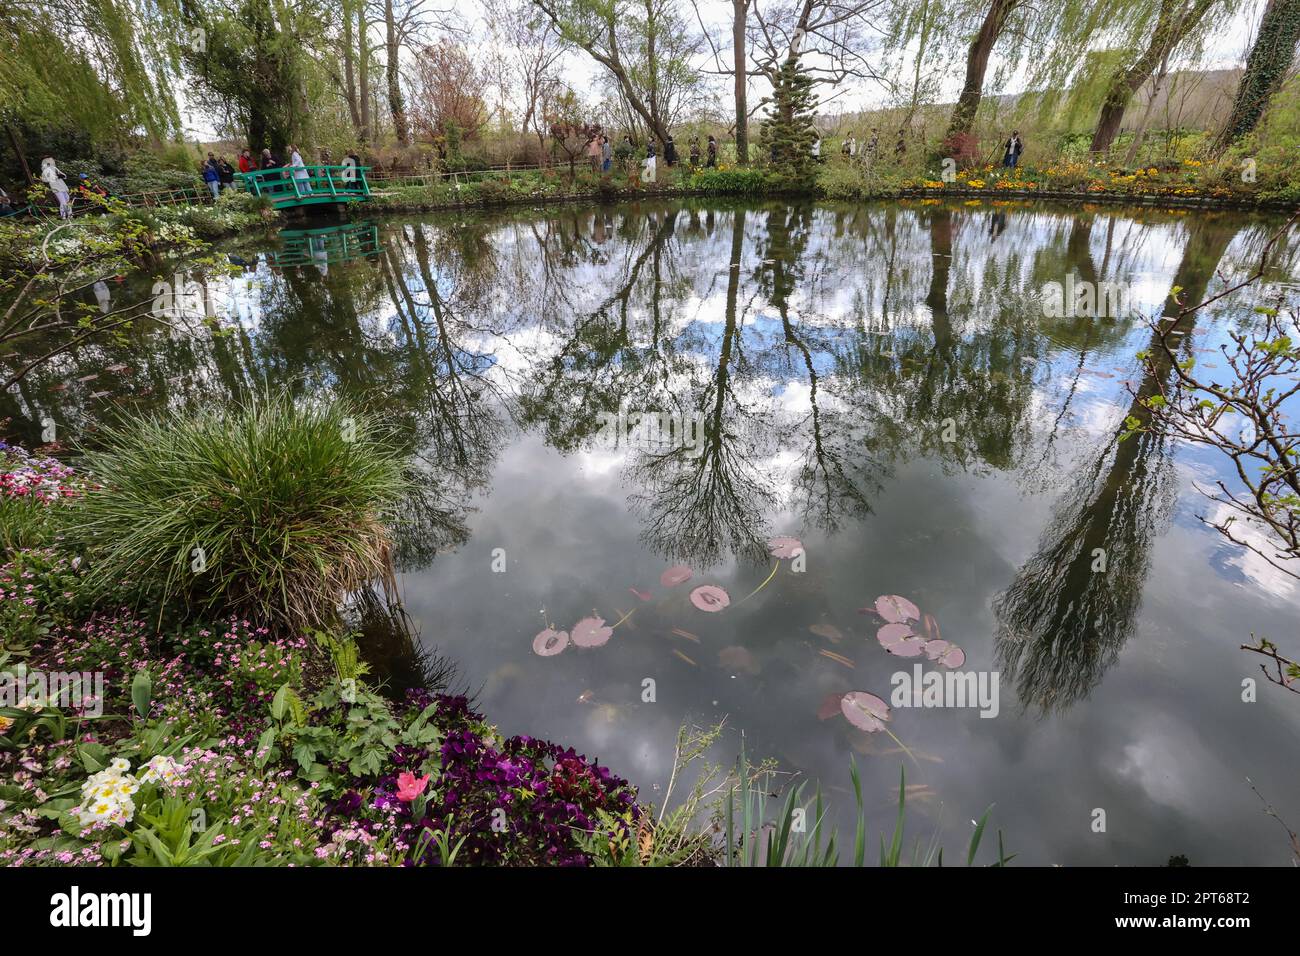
[{"left": 395, "top": 772, "right": 430, "bottom": 802}]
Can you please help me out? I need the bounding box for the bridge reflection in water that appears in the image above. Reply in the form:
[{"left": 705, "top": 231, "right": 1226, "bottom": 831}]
[{"left": 264, "top": 223, "right": 382, "bottom": 273}]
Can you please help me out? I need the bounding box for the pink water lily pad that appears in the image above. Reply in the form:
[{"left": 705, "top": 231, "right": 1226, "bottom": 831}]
[
  {"left": 923, "top": 639, "right": 950, "bottom": 661},
  {"left": 629, "top": 587, "right": 652, "bottom": 601},
  {"left": 875, "top": 594, "right": 921, "bottom": 623},
  {"left": 532, "top": 628, "right": 569, "bottom": 657},
  {"left": 889, "top": 636, "right": 927, "bottom": 657},
  {"left": 690, "top": 585, "right": 731, "bottom": 612},
  {"left": 876, "top": 622, "right": 915, "bottom": 649},
  {"left": 571, "top": 616, "right": 614, "bottom": 647},
  {"left": 768, "top": 536, "right": 804, "bottom": 559},
  {"left": 841, "top": 691, "right": 890, "bottom": 732},
  {"left": 660, "top": 565, "right": 693, "bottom": 587},
  {"left": 936, "top": 643, "right": 966, "bottom": 668}
]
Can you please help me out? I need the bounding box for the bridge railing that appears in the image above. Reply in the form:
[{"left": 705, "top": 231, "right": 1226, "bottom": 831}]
[{"left": 237, "top": 165, "right": 372, "bottom": 203}]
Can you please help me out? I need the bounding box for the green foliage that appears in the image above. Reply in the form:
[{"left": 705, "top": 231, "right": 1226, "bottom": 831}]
[
  {"left": 723, "top": 750, "right": 1014, "bottom": 867},
  {"left": 69, "top": 393, "right": 409, "bottom": 633},
  {"left": 757, "top": 56, "right": 820, "bottom": 193},
  {"left": 257, "top": 641, "right": 441, "bottom": 793},
  {"left": 686, "top": 168, "right": 769, "bottom": 195}
]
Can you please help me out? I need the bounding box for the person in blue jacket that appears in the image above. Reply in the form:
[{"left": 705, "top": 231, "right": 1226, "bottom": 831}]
[{"left": 202, "top": 152, "right": 221, "bottom": 199}]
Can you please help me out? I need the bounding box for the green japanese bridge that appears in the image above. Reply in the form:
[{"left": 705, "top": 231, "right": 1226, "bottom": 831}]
[{"left": 237, "top": 165, "right": 372, "bottom": 210}]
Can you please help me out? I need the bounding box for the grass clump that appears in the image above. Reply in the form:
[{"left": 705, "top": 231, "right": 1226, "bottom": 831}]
[{"left": 70, "top": 392, "right": 407, "bottom": 633}]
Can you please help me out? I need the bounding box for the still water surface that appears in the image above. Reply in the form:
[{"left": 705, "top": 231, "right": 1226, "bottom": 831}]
[{"left": 7, "top": 199, "right": 1300, "bottom": 864}]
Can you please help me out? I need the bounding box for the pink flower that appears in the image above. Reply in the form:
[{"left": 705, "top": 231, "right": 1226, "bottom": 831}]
[{"left": 395, "top": 772, "right": 430, "bottom": 803}]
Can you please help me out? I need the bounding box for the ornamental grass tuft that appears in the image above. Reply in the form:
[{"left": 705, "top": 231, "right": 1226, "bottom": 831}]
[{"left": 69, "top": 392, "right": 407, "bottom": 633}]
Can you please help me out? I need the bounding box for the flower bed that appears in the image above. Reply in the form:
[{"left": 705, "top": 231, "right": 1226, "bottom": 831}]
[{"left": 0, "top": 446, "right": 642, "bottom": 867}]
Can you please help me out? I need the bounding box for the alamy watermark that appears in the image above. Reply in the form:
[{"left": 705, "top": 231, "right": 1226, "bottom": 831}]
[
  {"left": 595, "top": 405, "right": 705, "bottom": 457},
  {"left": 890, "top": 665, "right": 1000, "bottom": 718},
  {"left": 1, "top": 668, "right": 105, "bottom": 718},
  {"left": 1040, "top": 275, "right": 1133, "bottom": 319}
]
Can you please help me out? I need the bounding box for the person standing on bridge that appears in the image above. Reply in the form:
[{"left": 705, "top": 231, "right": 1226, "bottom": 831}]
[
  {"left": 217, "top": 156, "right": 236, "bottom": 192},
  {"left": 237, "top": 149, "right": 254, "bottom": 174},
  {"left": 288, "top": 146, "right": 312, "bottom": 195},
  {"left": 202, "top": 152, "right": 221, "bottom": 200}
]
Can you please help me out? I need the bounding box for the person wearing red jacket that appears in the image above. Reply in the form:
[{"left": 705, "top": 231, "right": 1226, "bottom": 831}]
[{"left": 237, "top": 149, "right": 254, "bottom": 174}]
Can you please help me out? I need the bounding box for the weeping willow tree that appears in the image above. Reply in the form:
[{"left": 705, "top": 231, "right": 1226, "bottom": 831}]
[
  {"left": 1013, "top": 0, "right": 1235, "bottom": 152},
  {"left": 157, "top": 0, "right": 332, "bottom": 151},
  {"left": 1086, "top": 0, "right": 1232, "bottom": 152},
  {"left": 0, "top": 0, "right": 182, "bottom": 181},
  {"left": 882, "top": 0, "right": 1122, "bottom": 140}
]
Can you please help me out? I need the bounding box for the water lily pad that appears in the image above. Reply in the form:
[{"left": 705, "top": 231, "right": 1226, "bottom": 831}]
[
  {"left": 571, "top": 616, "right": 614, "bottom": 647},
  {"left": 629, "top": 587, "right": 652, "bottom": 601},
  {"left": 876, "top": 622, "right": 915, "bottom": 649},
  {"left": 875, "top": 594, "right": 921, "bottom": 623},
  {"left": 532, "top": 628, "right": 569, "bottom": 657},
  {"left": 923, "top": 639, "right": 950, "bottom": 661},
  {"left": 890, "top": 636, "right": 927, "bottom": 658},
  {"left": 768, "top": 536, "right": 804, "bottom": 559},
  {"left": 840, "top": 691, "right": 890, "bottom": 732},
  {"left": 660, "top": 565, "right": 693, "bottom": 587},
  {"left": 690, "top": 585, "right": 731, "bottom": 612},
  {"left": 936, "top": 643, "right": 966, "bottom": 668}
]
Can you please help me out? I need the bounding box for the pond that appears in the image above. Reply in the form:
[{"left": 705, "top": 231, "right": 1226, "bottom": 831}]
[{"left": 5, "top": 198, "right": 1299, "bottom": 865}]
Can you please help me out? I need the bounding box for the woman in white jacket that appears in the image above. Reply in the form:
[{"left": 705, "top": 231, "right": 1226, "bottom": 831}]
[
  {"left": 288, "top": 146, "right": 312, "bottom": 195},
  {"left": 41, "top": 157, "right": 72, "bottom": 219}
]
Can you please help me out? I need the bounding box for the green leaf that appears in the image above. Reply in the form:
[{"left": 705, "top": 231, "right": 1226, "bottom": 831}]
[
  {"left": 78, "top": 742, "right": 109, "bottom": 773},
  {"left": 271, "top": 682, "right": 290, "bottom": 722},
  {"left": 131, "top": 670, "right": 153, "bottom": 719}
]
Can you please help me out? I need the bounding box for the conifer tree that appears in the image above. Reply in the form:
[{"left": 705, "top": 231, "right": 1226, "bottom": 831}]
[{"left": 757, "top": 54, "right": 817, "bottom": 191}]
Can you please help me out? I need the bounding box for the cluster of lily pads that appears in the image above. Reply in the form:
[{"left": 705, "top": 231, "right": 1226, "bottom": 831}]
[
  {"left": 824, "top": 594, "right": 967, "bottom": 736},
  {"left": 530, "top": 536, "right": 804, "bottom": 657},
  {"left": 868, "top": 594, "right": 965, "bottom": 667}
]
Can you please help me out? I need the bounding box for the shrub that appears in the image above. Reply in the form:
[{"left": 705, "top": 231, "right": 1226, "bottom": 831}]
[
  {"left": 688, "top": 168, "right": 769, "bottom": 195},
  {"left": 940, "top": 131, "right": 981, "bottom": 169},
  {"left": 69, "top": 393, "right": 408, "bottom": 633}
]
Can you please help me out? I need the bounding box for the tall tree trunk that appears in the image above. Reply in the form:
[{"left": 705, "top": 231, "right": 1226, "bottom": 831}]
[
  {"left": 645, "top": 0, "right": 661, "bottom": 141},
  {"left": 1090, "top": 0, "right": 1216, "bottom": 154},
  {"left": 734, "top": 0, "right": 749, "bottom": 164},
  {"left": 359, "top": 7, "right": 372, "bottom": 143},
  {"left": 343, "top": 1, "right": 362, "bottom": 134},
  {"left": 1213, "top": 0, "right": 1300, "bottom": 151},
  {"left": 533, "top": 1, "right": 670, "bottom": 144},
  {"left": 5, "top": 124, "right": 32, "bottom": 184},
  {"left": 1123, "top": 51, "right": 1170, "bottom": 165},
  {"left": 946, "top": 0, "right": 1019, "bottom": 138},
  {"left": 385, "top": 0, "right": 410, "bottom": 146}
]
